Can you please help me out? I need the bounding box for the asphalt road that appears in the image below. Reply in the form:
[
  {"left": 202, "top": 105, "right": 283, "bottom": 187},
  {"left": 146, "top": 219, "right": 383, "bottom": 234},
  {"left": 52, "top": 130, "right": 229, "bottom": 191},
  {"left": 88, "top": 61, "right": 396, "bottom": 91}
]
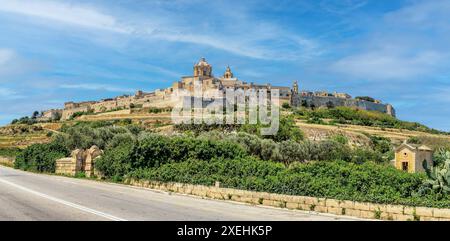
[{"left": 0, "top": 166, "right": 360, "bottom": 221}]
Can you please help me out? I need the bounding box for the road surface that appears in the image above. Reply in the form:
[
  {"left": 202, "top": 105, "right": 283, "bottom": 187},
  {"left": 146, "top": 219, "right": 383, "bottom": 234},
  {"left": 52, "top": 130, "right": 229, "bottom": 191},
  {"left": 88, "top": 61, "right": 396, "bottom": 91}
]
[{"left": 0, "top": 166, "right": 360, "bottom": 221}]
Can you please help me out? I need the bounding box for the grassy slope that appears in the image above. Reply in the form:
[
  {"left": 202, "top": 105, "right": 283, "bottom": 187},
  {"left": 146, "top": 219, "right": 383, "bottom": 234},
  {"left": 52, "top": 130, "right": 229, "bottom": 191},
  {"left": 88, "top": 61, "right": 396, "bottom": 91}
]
[{"left": 2, "top": 107, "right": 449, "bottom": 149}]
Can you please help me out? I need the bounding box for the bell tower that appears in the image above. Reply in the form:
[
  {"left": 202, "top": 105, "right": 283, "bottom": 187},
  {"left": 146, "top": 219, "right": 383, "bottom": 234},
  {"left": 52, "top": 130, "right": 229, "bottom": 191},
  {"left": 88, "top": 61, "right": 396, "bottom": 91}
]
[
  {"left": 293, "top": 80, "right": 299, "bottom": 94},
  {"left": 193, "top": 57, "right": 212, "bottom": 78},
  {"left": 223, "top": 66, "right": 234, "bottom": 79}
]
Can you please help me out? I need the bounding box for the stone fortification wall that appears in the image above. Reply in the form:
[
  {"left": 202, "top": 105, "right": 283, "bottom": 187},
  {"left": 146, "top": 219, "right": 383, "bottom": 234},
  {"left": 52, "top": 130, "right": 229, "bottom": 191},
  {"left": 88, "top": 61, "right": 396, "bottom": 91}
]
[{"left": 292, "top": 95, "right": 396, "bottom": 117}]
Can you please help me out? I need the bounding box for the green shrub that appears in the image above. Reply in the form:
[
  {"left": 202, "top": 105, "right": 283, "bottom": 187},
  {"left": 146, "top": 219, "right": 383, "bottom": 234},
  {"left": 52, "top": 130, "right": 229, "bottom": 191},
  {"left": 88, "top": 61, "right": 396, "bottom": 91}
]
[
  {"left": 294, "top": 107, "right": 448, "bottom": 135},
  {"left": 148, "top": 107, "right": 172, "bottom": 114},
  {"left": 0, "top": 148, "right": 22, "bottom": 158},
  {"left": 96, "top": 134, "right": 247, "bottom": 179},
  {"left": 350, "top": 148, "right": 384, "bottom": 164},
  {"left": 331, "top": 134, "right": 348, "bottom": 145},
  {"left": 176, "top": 116, "right": 304, "bottom": 143},
  {"left": 127, "top": 158, "right": 450, "bottom": 207},
  {"left": 366, "top": 134, "right": 392, "bottom": 154},
  {"left": 57, "top": 125, "right": 133, "bottom": 150},
  {"left": 239, "top": 116, "right": 304, "bottom": 142},
  {"left": 282, "top": 103, "right": 291, "bottom": 109},
  {"left": 94, "top": 138, "right": 137, "bottom": 181},
  {"left": 11, "top": 116, "right": 37, "bottom": 125},
  {"left": 14, "top": 141, "right": 69, "bottom": 173},
  {"left": 407, "top": 136, "right": 422, "bottom": 144}
]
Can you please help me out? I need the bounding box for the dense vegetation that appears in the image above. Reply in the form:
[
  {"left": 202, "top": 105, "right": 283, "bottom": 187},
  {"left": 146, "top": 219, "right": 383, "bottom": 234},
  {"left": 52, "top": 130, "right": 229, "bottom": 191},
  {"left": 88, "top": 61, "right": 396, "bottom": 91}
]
[
  {"left": 175, "top": 116, "right": 304, "bottom": 142},
  {"left": 10, "top": 117, "right": 450, "bottom": 208},
  {"left": 128, "top": 158, "right": 450, "bottom": 207},
  {"left": 11, "top": 116, "right": 37, "bottom": 125},
  {"left": 0, "top": 147, "right": 22, "bottom": 158},
  {"left": 14, "top": 142, "right": 69, "bottom": 173},
  {"left": 294, "top": 107, "right": 449, "bottom": 135},
  {"left": 11, "top": 110, "right": 61, "bottom": 124}
]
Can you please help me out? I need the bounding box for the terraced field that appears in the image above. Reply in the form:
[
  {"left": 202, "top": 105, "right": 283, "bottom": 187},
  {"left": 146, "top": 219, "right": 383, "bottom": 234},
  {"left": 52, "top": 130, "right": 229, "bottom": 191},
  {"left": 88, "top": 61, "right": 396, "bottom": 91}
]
[
  {"left": 296, "top": 120, "right": 450, "bottom": 148},
  {"left": 2, "top": 109, "right": 450, "bottom": 150},
  {"left": 0, "top": 132, "right": 50, "bottom": 149}
]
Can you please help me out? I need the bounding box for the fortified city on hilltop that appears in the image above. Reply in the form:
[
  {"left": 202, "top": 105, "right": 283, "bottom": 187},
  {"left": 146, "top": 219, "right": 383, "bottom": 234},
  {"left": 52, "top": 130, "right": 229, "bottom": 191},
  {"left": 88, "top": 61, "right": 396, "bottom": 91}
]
[{"left": 38, "top": 57, "right": 395, "bottom": 121}]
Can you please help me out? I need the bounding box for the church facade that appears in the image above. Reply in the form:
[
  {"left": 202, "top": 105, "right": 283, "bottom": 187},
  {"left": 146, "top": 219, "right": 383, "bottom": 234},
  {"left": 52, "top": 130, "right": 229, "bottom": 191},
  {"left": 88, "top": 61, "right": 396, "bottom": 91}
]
[{"left": 168, "top": 57, "right": 292, "bottom": 103}]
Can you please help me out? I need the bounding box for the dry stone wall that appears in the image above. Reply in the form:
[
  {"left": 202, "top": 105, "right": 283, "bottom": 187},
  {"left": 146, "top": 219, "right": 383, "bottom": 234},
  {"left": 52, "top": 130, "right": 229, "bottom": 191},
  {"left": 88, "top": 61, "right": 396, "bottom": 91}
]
[
  {"left": 126, "top": 179, "right": 450, "bottom": 221},
  {"left": 0, "top": 156, "right": 14, "bottom": 166}
]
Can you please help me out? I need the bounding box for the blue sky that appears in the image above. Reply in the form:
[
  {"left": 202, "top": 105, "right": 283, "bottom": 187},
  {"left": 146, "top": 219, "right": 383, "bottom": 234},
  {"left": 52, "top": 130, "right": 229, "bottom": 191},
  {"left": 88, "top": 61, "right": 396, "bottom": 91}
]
[{"left": 0, "top": 0, "right": 449, "bottom": 130}]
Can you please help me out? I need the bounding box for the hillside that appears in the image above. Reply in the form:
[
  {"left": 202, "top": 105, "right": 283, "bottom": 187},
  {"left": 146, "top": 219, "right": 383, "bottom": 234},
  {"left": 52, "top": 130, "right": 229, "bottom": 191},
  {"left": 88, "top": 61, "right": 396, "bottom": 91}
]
[
  {"left": 4, "top": 105, "right": 450, "bottom": 213},
  {"left": 297, "top": 121, "right": 450, "bottom": 148},
  {"left": 2, "top": 106, "right": 449, "bottom": 150}
]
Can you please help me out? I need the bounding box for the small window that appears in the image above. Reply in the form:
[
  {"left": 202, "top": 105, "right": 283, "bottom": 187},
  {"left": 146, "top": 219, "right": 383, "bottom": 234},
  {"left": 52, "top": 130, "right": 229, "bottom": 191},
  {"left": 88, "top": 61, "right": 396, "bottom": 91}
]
[{"left": 402, "top": 162, "right": 409, "bottom": 171}]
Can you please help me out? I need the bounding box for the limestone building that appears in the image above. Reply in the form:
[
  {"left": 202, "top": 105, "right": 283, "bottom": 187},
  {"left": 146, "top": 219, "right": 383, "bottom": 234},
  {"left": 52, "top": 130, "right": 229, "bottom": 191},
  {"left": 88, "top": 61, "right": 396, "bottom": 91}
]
[
  {"left": 170, "top": 57, "right": 291, "bottom": 102},
  {"left": 56, "top": 57, "right": 395, "bottom": 120},
  {"left": 37, "top": 109, "right": 63, "bottom": 122},
  {"left": 392, "top": 143, "right": 433, "bottom": 173},
  {"left": 290, "top": 80, "right": 396, "bottom": 117}
]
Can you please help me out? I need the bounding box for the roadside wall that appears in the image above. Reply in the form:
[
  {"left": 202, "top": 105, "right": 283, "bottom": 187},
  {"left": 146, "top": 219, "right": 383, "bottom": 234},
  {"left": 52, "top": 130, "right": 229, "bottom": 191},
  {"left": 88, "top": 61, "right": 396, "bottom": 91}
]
[
  {"left": 126, "top": 179, "right": 450, "bottom": 221},
  {"left": 0, "top": 156, "right": 14, "bottom": 167},
  {"left": 55, "top": 158, "right": 76, "bottom": 176}
]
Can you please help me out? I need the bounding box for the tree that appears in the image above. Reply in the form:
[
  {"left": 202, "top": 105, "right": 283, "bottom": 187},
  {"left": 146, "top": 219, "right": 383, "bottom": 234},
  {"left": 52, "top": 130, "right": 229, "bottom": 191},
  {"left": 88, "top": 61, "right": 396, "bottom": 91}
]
[{"left": 32, "top": 111, "right": 40, "bottom": 119}]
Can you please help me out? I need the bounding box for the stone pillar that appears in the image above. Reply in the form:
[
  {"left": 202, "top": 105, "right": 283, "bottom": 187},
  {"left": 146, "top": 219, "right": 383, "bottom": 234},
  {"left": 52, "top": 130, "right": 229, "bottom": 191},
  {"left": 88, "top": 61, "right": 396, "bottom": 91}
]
[
  {"left": 85, "top": 145, "right": 102, "bottom": 178},
  {"left": 71, "top": 149, "right": 85, "bottom": 173}
]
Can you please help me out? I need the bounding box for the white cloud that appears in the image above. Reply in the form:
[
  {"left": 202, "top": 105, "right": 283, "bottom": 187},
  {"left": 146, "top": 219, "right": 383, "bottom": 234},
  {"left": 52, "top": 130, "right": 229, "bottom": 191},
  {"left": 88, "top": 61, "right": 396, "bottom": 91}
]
[
  {"left": 332, "top": 50, "right": 443, "bottom": 80},
  {"left": 385, "top": 0, "right": 450, "bottom": 29},
  {"left": 0, "top": 0, "right": 125, "bottom": 33},
  {"left": 0, "top": 49, "right": 15, "bottom": 65},
  {"left": 330, "top": 1, "right": 450, "bottom": 81},
  {"left": 0, "top": 48, "right": 19, "bottom": 76},
  {"left": 0, "top": 48, "right": 43, "bottom": 78},
  {"left": 0, "top": 87, "right": 16, "bottom": 95},
  {"left": 0, "top": 87, "right": 25, "bottom": 100},
  {"left": 0, "top": 0, "right": 321, "bottom": 61},
  {"left": 59, "top": 83, "right": 135, "bottom": 93},
  {"left": 320, "top": 0, "right": 368, "bottom": 15}
]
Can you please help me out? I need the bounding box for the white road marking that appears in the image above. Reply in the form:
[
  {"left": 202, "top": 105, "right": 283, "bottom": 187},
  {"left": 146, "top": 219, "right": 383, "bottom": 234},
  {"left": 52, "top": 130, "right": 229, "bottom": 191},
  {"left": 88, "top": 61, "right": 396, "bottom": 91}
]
[{"left": 0, "top": 178, "right": 127, "bottom": 221}]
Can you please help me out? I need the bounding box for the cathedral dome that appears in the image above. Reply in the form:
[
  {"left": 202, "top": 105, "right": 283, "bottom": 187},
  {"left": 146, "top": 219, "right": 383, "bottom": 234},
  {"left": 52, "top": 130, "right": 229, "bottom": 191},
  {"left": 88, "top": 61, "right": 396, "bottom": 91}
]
[
  {"left": 196, "top": 57, "right": 210, "bottom": 67},
  {"left": 223, "top": 66, "right": 234, "bottom": 79},
  {"left": 193, "top": 57, "right": 212, "bottom": 77}
]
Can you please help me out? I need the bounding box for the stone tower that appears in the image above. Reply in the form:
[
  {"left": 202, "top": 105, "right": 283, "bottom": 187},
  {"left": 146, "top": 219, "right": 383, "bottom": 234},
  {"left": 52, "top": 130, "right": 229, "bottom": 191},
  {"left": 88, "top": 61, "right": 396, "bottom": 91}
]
[
  {"left": 386, "top": 104, "right": 396, "bottom": 117},
  {"left": 293, "top": 80, "right": 299, "bottom": 94},
  {"left": 193, "top": 57, "right": 213, "bottom": 78},
  {"left": 223, "top": 66, "right": 234, "bottom": 79}
]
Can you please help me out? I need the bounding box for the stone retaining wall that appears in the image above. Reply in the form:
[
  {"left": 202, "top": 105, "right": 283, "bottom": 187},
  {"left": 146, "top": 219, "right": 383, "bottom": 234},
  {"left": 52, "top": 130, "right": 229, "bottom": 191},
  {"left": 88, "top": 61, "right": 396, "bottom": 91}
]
[
  {"left": 126, "top": 179, "right": 450, "bottom": 221},
  {"left": 55, "top": 158, "right": 76, "bottom": 176},
  {"left": 0, "top": 156, "right": 14, "bottom": 166}
]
